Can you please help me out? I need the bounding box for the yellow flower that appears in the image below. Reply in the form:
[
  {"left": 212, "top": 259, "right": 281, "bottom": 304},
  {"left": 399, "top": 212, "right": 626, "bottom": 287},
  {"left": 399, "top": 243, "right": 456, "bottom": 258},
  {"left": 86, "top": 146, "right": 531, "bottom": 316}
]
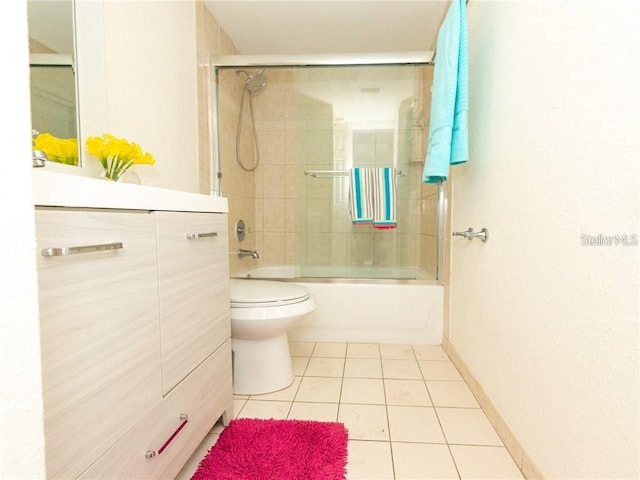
[
  {"left": 33, "top": 133, "right": 79, "bottom": 166},
  {"left": 85, "top": 133, "right": 155, "bottom": 181}
]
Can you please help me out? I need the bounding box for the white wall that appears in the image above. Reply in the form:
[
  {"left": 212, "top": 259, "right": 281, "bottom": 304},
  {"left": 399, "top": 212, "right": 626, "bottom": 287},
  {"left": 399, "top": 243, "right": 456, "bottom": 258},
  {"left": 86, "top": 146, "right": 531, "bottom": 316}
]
[
  {"left": 0, "top": 0, "right": 46, "bottom": 477},
  {"left": 39, "top": 1, "right": 200, "bottom": 193},
  {"left": 102, "top": 1, "right": 199, "bottom": 192},
  {"left": 449, "top": 1, "right": 639, "bottom": 478}
]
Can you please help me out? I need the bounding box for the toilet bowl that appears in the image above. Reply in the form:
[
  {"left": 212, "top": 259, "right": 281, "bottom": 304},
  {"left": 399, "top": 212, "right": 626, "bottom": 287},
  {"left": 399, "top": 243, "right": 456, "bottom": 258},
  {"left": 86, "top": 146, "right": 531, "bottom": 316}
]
[{"left": 229, "top": 279, "right": 316, "bottom": 395}]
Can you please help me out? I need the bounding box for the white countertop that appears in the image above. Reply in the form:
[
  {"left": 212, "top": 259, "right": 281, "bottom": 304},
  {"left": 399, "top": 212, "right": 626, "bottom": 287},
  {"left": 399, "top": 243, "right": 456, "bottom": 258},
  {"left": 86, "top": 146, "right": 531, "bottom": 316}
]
[{"left": 33, "top": 170, "right": 228, "bottom": 213}]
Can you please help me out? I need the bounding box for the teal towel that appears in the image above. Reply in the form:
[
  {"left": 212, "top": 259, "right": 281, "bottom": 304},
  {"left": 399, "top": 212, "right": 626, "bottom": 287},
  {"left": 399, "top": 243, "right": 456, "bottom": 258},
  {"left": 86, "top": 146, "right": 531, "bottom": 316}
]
[
  {"left": 422, "top": 0, "right": 469, "bottom": 184},
  {"left": 372, "top": 168, "right": 397, "bottom": 229},
  {"left": 348, "top": 168, "right": 397, "bottom": 229},
  {"left": 349, "top": 167, "right": 373, "bottom": 224}
]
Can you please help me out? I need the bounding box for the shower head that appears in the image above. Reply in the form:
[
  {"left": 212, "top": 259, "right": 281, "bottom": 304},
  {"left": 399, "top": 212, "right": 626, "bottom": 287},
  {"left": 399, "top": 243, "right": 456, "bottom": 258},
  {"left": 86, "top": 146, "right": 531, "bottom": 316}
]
[{"left": 237, "top": 69, "right": 267, "bottom": 93}]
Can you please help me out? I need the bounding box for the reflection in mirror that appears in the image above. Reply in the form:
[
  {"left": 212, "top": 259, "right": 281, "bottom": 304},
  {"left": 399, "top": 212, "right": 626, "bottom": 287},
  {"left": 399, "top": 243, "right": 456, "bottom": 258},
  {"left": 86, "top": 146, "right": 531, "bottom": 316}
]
[{"left": 27, "top": 0, "right": 81, "bottom": 166}]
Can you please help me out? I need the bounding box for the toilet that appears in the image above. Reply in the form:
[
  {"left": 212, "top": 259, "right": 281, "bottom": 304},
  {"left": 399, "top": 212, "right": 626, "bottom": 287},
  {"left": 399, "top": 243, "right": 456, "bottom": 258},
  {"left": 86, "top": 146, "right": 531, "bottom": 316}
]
[{"left": 229, "top": 279, "right": 316, "bottom": 395}]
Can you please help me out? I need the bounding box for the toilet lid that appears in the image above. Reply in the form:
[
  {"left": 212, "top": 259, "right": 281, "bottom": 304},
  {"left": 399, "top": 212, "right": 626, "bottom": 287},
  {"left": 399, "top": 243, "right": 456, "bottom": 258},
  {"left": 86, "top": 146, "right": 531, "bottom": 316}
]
[{"left": 230, "top": 279, "right": 310, "bottom": 307}]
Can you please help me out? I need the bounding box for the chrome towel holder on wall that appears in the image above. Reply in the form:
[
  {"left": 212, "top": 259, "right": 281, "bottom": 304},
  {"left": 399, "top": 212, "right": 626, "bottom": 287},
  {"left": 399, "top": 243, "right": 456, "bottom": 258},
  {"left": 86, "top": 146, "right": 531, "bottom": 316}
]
[{"left": 452, "top": 227, "right": 489, "bottom": 242}]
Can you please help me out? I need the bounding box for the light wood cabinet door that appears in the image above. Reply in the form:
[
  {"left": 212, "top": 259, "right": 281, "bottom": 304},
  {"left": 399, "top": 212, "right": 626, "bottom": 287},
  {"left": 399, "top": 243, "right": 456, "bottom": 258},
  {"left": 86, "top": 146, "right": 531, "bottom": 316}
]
[
  {"left": 155, "top": 211, "right": 230, "bottom": 394},
  {"left": 35, "top": 208, "right": 162, "bottom": 480},
  {"left": 78, "top": 341, "right": 232, "bottom": 480}
]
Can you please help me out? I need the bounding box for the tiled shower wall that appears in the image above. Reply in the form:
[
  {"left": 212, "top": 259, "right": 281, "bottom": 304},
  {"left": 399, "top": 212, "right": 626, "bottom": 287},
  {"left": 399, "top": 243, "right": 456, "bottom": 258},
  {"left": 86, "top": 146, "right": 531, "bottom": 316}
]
[
  {"left": 196, "top": 4, "right": 259, "bottom": 275},
  {"left": 214, "top": 62, "right": 438, "bottom": 278},
  {"left": 418, "top": 66, "right": 439, "bottom": 278}
]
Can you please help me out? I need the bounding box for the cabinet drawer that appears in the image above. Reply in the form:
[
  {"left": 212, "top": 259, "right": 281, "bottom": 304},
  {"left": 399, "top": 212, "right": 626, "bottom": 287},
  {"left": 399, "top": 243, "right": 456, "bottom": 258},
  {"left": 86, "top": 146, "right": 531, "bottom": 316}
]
[
  {"left": 35, "top": 208, "right": 161, "bottom": 480},
  {"left": 79, "top": 340, "right": 233, "bottom": 480},
  {"left": 155, "top": 211, "right": 230, "bottom": 394}
]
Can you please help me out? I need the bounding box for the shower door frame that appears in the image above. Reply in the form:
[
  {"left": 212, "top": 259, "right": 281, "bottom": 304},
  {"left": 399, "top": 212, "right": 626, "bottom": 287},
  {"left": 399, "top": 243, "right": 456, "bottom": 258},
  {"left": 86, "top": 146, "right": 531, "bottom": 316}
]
[{"left": 210, "top": 52, "right": 446, "bottom": 283}]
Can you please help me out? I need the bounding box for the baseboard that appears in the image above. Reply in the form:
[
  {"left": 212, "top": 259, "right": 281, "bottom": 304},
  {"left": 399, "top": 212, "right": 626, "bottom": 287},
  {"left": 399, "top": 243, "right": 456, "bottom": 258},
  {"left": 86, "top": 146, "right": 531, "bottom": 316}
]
[{"left": 441, "top": 338, "right": 545, "bottom": 479}]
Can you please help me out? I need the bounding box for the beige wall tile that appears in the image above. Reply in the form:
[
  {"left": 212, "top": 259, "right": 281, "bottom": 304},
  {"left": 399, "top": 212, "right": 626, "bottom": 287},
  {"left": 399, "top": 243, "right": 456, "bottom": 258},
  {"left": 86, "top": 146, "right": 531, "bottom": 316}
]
[
  {"left": 215, "top": 64, "right": 437, "bottom": 274},
  {"left": 397, "top": 233, "right": 419, "bottom": 268},
  {"left": 257, "top": 130, "right": 286, "bottom": 165},
  {"left": 284, "top": 199, "right": 299, "bottom": 233},
  {"left": 421, "top": 193, "right": 439, "bottom": 236},
  {"left": 262, "top": 198, "right": 286, "bottom": 232},
  {"left": 262, "top": 232, "right": 285, "bottom": 265},
  {"left": 305, "top": 199, "right": 332, "bottom": 232},
  {"left": 261, "top": 165, "right": 285, "bottom": 199},
  {"left": 330, "top": 232, "right": 350, "bottom": 266},
  {"left": 284, "top": 233, "right": 297, "bottom": 265},
  {"left": 420, "top": 234, "right": 438, "bottom": 278},
  {"left": 374, "top": 231, "right": 398, "bottom": 266},
  {"left": 302, "top": 232, "right": 331, "bottom": 265}
]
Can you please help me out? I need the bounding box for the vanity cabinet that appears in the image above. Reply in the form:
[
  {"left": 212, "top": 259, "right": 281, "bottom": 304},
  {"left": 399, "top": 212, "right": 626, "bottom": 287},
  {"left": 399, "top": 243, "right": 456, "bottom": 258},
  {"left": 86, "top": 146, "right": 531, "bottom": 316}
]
[
  {"left": 156, "top": 211, "right": 230, "bottom": 394},
  {"left": 35, "top": 205, "right": 231, "bottom": 480}
]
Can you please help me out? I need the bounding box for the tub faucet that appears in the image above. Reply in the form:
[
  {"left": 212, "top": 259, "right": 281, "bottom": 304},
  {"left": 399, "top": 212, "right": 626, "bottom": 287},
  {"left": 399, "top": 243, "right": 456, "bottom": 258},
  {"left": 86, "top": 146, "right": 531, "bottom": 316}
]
[{"left": 237, "top": 249, "right": 259, "bottom": 259}]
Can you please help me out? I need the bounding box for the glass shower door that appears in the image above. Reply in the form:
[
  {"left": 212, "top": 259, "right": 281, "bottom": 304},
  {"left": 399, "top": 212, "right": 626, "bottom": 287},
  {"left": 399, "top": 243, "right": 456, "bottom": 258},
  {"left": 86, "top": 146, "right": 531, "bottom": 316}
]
[{"left": 292, "top": 64, "right": 432, "bottom": 280}]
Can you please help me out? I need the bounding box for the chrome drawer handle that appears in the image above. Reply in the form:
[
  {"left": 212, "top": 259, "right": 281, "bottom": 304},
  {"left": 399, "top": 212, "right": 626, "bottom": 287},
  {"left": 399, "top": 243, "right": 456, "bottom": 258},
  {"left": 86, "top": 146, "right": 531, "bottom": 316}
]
[
  {"left": 145, "top": 414, "right": 188, "bottom": 459},
  {"left": 186, "top": 232, "right": 217, "bottom": 240},
  {"left": 41, "top": 242, "right": 123, "bottom": 257}
]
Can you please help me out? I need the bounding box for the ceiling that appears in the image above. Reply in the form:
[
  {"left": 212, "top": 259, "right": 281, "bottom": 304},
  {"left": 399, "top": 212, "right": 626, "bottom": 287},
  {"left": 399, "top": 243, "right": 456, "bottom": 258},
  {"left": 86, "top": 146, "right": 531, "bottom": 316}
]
[
  {"left": 203, "top": 1, "right": 450, "bottom": 55},
  {"left": 26, "top": 1, "right": 449, "bottom": 57}
]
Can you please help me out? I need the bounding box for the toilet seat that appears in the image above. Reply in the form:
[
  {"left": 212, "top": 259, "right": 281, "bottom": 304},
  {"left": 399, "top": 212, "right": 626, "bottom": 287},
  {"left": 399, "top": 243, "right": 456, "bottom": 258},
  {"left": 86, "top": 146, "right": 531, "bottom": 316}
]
[
  {"left": 230, "top": 279, "right": 310, "bottom": 308},
  {"left": 228, "top": 279, "right": 316, "bottom": 395}
]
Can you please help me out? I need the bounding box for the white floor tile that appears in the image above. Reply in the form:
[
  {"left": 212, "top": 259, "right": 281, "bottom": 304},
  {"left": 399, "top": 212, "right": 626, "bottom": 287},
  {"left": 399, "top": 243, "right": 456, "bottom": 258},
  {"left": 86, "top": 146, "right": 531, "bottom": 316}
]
[
  {"left": 437, "top": 408, "right": 503, "bottom": 446},
  {"left": 305, "top": 357, "right": 345, "bottom": 377},
  {"left": 413, "top": 344, "right": 449, "bottom": 361},
  {"left": 380, "top": 343, "right": 415, "bottom": 360},
  {"left": 387, "top": 405, "right": 446, "bottom": 443},
  {"left": 382, "top": 359, "right": 423, "bottom": 379},
  {"left": 341, "top": 378, "right": 386, "bottom": 405},
  {"left": 221, "top": 343, "right": 518, "bottom": 480},
  {"left": 287, "top": 402, "right": 339, "bottom": 422},
  {"left": 289, "top": 341, "right": 315, "bottom": 357},
  {"left": 236, "top": 399, "right": 291, "bottom": 419},
  {"left": 384, "top": 379, "right": 432, "bottom": 406},
  {"left": 344, "top": 358, "right": 383, "bottom": 378},
  {"left": 450, "top": 445, "right": 524, "bottom": 479},
  {"left": 249, "top": 376, "right": 301, "bottom": 402},
  {"left": 392, "top": 442, "right": 459, "bottom": 480},
  {"left": 209, "top": 417, "right": 225, "bottom": 434},
  {"left": 347, "top": 440, "right": 394, "bottom": 480},
  {"left": 427, "top": 381, "right": 480, "bottom": 408},
  {"left": 232, "top": 398, "right": 247, "bottom": 418},
  {"left": 174, "top": 433, "right": 219, "bottom": 480},
  {"left": 312, "top": 342, "right": 347, "bottom": 357},
  {"left": 295, "top": 376, "right": 342, "bottom": 403},
  {"left": 338, "top": 403, "right": 389, "bottom": 441},
  {"left": 347, "top": 343, "right": 381, "bottom": 359},
  {"left": 291, "top": 355, "right": 310, "bottom": 376},
  {"left": 419, "top": 360, "right": 463, "bottom": 381}
]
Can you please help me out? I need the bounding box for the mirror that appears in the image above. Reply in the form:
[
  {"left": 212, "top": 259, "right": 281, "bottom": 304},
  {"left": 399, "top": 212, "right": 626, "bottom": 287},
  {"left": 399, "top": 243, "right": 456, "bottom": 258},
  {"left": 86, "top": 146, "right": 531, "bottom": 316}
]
[{"left": 27, "top": 0, "right": 81, "bottom": 166}]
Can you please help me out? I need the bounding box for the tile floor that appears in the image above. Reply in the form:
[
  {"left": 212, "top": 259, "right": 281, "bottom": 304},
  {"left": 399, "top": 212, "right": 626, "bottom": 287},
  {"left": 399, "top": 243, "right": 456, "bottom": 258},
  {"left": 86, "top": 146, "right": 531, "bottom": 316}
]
[{"left": 177, "top": 342, "right": 525, "bottom": 480}]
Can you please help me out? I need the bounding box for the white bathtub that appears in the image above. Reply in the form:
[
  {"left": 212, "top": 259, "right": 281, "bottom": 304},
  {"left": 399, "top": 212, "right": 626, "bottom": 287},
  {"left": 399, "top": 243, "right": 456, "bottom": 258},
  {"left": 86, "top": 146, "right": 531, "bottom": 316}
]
[{"left": 232, "top": 265, "right": 443, "bottom": 345}]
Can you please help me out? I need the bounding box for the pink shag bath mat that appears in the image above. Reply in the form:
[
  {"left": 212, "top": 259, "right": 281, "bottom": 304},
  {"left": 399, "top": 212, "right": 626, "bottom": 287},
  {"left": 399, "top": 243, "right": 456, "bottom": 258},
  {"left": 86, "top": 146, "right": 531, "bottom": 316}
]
[{"left": 191, "top": 418, "right": 348, "bottom": 480}]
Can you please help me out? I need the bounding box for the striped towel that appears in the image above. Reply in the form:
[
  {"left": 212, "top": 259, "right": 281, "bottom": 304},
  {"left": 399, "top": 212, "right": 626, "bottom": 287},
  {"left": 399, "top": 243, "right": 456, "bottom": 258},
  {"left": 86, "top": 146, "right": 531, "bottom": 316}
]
[{"left": 348, "top": 167, "right": 397, "bottom": 229}]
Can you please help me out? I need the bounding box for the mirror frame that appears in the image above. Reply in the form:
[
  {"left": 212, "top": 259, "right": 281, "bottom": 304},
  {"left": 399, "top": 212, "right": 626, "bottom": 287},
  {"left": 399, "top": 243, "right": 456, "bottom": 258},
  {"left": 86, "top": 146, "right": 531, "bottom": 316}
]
[{"left": 28, "top": 0, "right": 83, "bottom": 167}]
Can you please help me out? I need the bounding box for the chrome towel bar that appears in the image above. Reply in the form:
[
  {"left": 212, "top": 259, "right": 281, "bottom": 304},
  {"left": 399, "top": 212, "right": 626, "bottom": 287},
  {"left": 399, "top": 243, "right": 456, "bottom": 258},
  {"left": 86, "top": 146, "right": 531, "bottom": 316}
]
[
  {"left": 304, "top": 169, "right": 406, "bottom": 178},
  {"left": 452, "top": 227, "right": 489, "bottom": 242}
]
